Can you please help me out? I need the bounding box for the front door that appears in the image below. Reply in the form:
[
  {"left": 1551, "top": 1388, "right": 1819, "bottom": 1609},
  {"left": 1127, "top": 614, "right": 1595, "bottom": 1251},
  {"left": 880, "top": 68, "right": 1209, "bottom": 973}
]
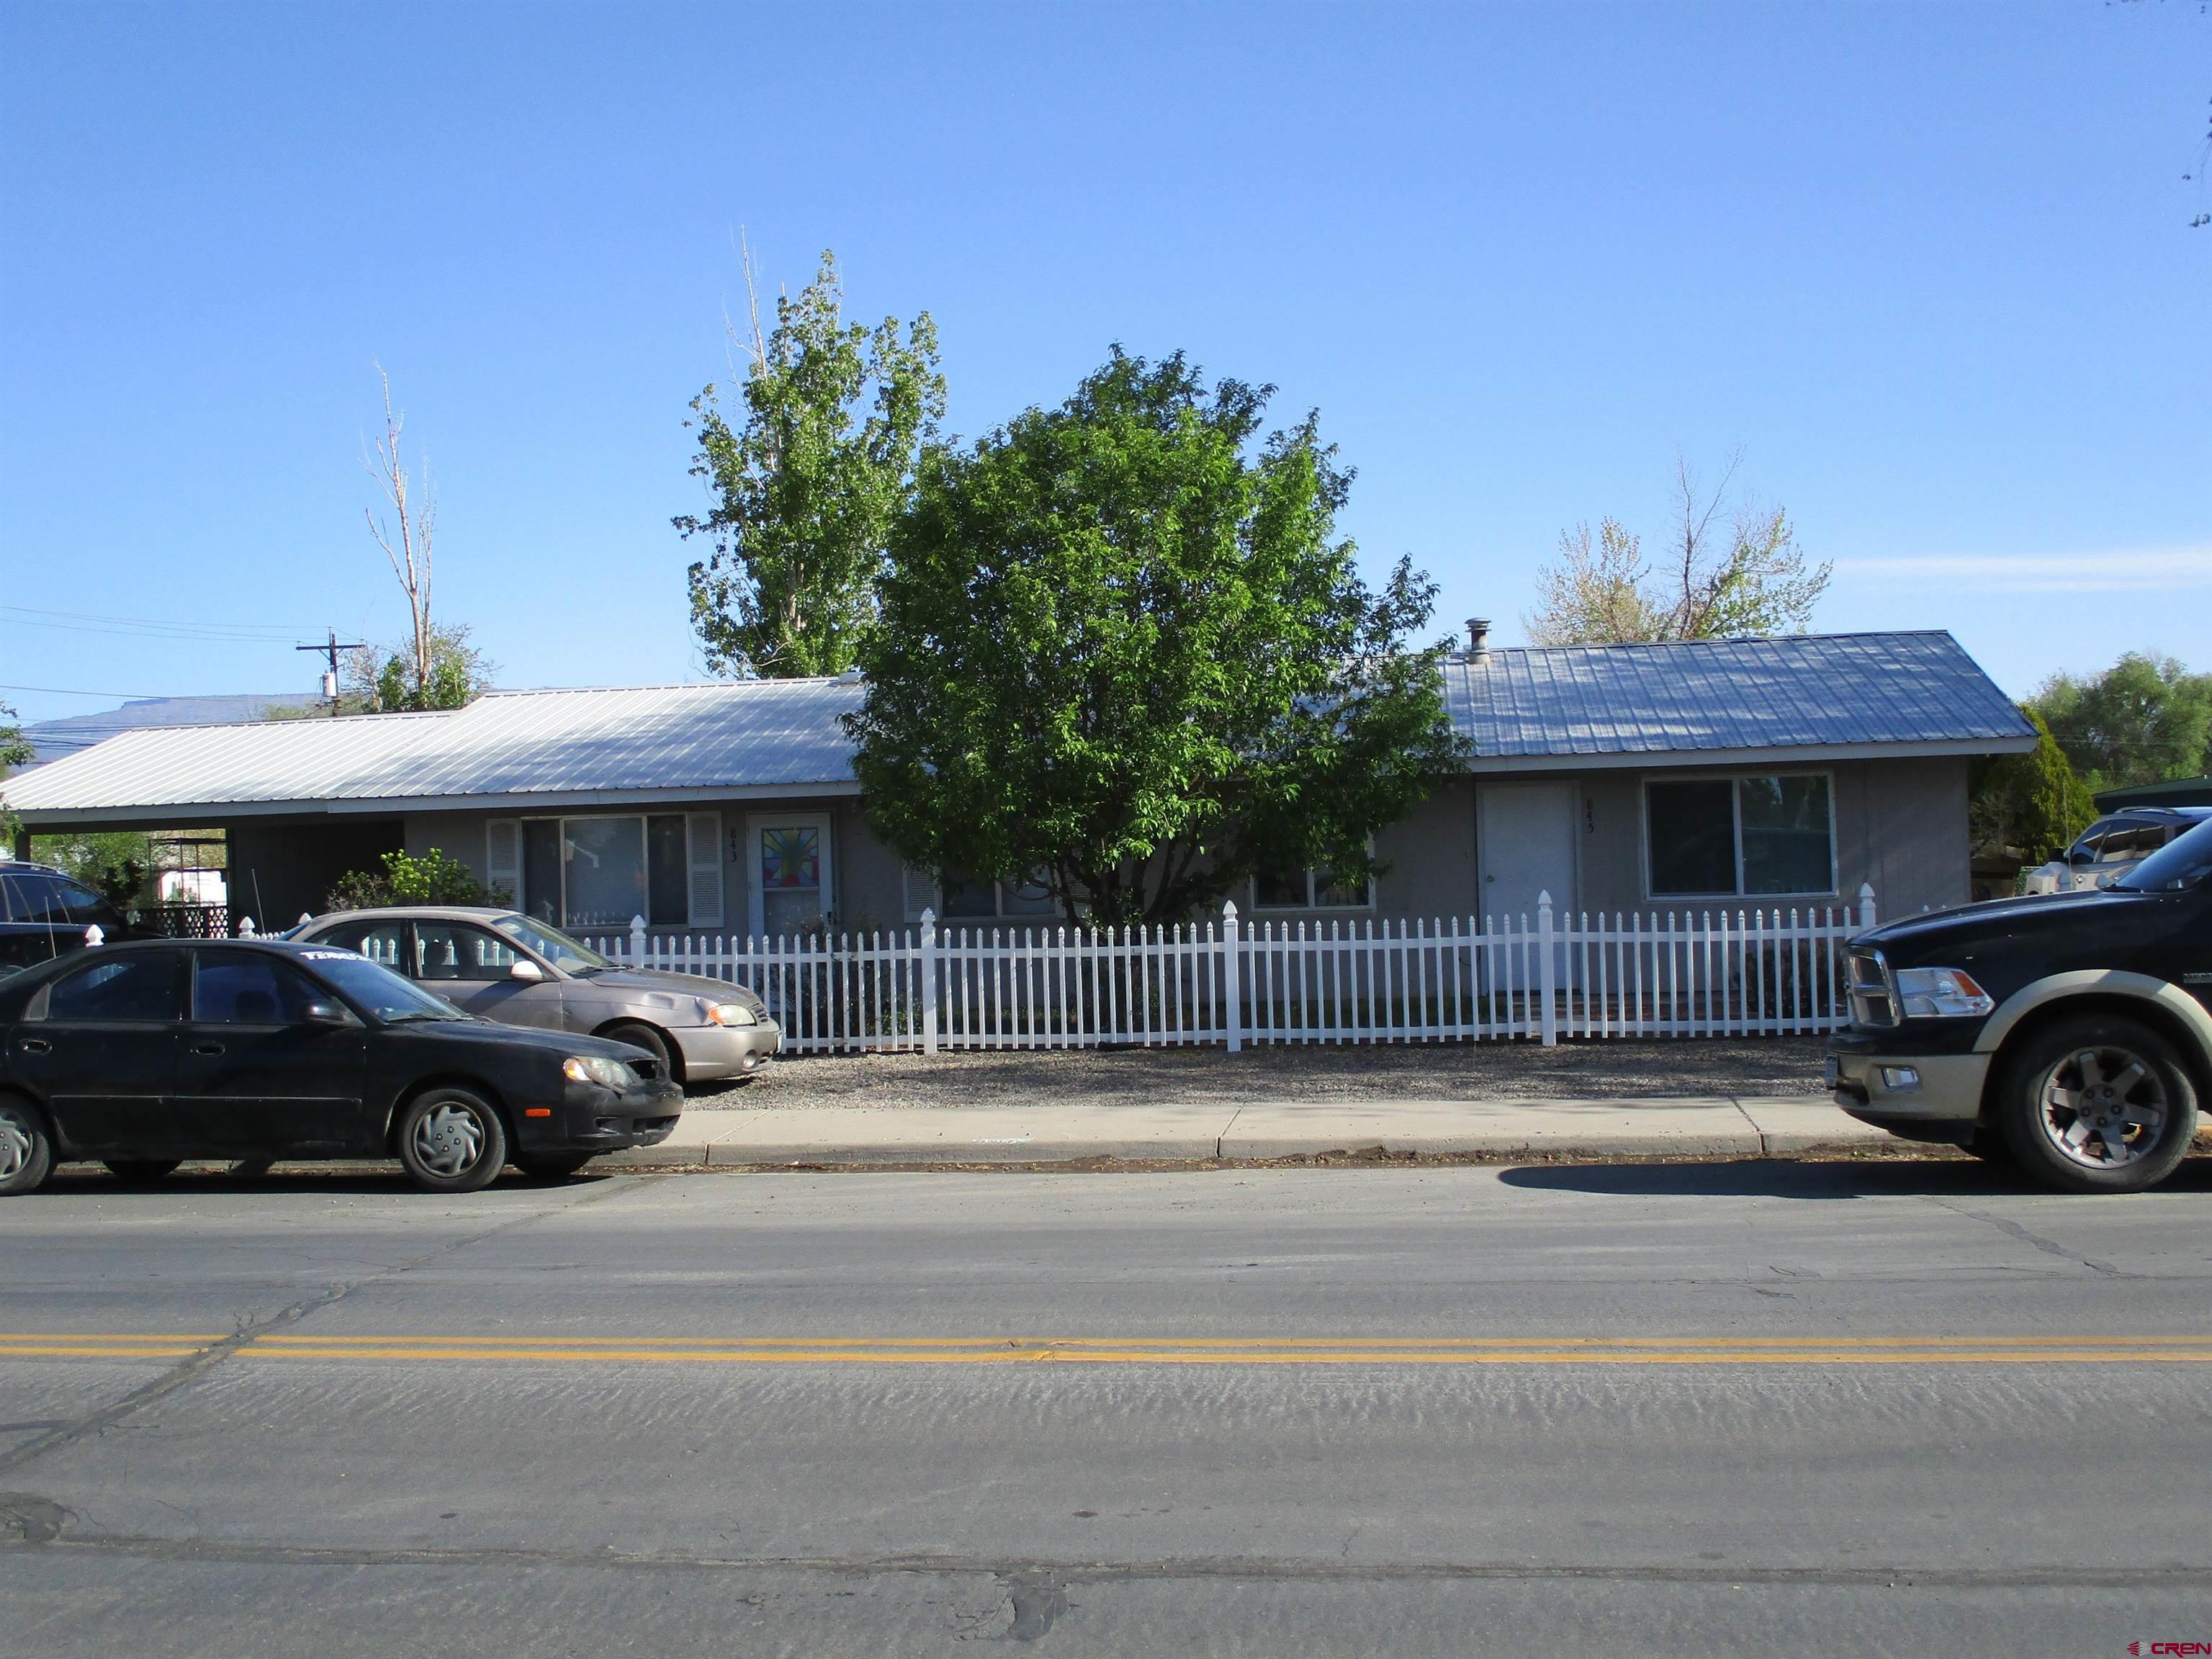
[
  {"left": 8, "top": 949, "right": 186, "bottom": 1156},
  {"left": 174, "top": 950, "right": 369, "bottom": 1154},
  {"left": 747, "top": 814, "right": 832, "bottom": 941},
  {"left": 1478, "top": 782, "right": 1579, "bottom": 925}
]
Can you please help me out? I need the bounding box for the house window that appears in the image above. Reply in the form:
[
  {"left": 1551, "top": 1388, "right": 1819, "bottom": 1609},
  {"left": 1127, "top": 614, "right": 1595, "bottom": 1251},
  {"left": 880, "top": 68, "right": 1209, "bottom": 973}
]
[
  {"left": 1251, "top": 860, "right": 1373, "bottom": 909},
  {"left": 940, "top": 870, "right": 1059, "bottom": 920},
  {"left": 1645, "top": 775, "right": 1833, "bottom": 898},
  {"left": 498, "top": 813, "right": 721, "bottom": 930}
]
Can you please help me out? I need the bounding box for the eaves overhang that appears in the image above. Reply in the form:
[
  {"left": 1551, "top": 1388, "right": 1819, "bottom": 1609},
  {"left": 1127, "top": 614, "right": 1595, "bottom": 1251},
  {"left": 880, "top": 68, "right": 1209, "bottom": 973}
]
[{"left": 1460, "top": 735, "right": 2039, "bottom": 775}]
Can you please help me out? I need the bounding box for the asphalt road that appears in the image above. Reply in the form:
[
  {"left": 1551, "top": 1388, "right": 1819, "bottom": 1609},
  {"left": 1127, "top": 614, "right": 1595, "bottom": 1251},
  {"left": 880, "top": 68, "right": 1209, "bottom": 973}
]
[{"left": 2, "top": 1159, "right": 2209, "bottom": 1658}]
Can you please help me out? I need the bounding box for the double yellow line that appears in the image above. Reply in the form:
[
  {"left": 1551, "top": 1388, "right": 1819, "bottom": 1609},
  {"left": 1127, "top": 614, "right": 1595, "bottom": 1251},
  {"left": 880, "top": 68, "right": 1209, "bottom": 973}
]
[{"left": 5, "top": 1332, "right": 2212, "bottom": 1367}]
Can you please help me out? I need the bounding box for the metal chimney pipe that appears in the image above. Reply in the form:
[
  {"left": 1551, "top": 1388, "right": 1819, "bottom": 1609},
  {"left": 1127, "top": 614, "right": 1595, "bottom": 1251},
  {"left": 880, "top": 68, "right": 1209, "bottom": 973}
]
[{"left": 1467, "top": 617, "right": 1491, "bottom": 659}]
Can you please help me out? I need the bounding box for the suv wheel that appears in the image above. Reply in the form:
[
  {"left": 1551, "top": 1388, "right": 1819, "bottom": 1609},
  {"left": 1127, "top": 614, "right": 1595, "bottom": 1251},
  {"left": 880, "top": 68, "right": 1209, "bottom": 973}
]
[
  {"left": 0, "top": 1096, "right": 54, "bottom": 1197},
  {"left": 396, "top": 1087, "right": 508, "bottom": 1193},
  {"left": 1997, "top": 1015, "right": 2200, "bottom": 1194}
]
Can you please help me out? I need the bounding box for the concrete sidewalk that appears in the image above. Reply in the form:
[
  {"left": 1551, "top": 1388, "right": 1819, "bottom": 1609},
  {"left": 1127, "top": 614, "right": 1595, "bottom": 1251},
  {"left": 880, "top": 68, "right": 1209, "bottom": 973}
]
[{"left": 608, "top": 1095, "right": 1895, "bottom": 1167}]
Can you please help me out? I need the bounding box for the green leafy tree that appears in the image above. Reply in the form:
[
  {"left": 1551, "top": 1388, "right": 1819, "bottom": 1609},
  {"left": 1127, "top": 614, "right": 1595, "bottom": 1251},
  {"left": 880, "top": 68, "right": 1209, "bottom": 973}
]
[
  {"left": 326, "top": 848, "right": 510, "bottom": 912},
  {"left": 2032, "top": 653, "right": 2212, "bottom": 790},
  {"left": 1526, "top": 452, "right": 1830, "bottom": 644},
  {"left": 0, "top": 703, "right": 30, "bottom": 773},
  {"left": 1969, "top": 706, "right": 2097, "bottom": 863},
  {"left": 678, "top": 248, "right": 945, "bottom": 678},
  {"left": 848, "top": 349, "right": 1468, "bottom": 927},
  {"left": 342, "top": 622, "right": 494, "bottom": 712}
]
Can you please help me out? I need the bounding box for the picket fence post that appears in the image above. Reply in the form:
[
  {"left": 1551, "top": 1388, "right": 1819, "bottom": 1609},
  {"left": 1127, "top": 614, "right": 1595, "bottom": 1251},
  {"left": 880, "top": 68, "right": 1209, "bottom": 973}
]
[
  {"left": 1858, "top": 883, "right": 1878, "bottom": 932},
  {"left": 1537, "top": 891, "right": 1556, "bottom": 1048},
  {"left": 629, "top": 914, "right": 647, "bottom": 968},
  {"left": 236, "top": 916, "right": 256, "bottom": 938},
  {"left": 1221, "top": 900, "right": 1241, "bottom": 1053},
  {"left": 920, "top": 908, "right": 939, "bottom": 1056}
]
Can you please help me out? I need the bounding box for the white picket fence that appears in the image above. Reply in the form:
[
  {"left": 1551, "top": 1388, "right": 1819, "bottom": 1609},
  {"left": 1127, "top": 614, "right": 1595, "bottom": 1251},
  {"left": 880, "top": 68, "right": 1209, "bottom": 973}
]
[{"left": 577, "top": 886, "right": 1877, "bottom": 1056}]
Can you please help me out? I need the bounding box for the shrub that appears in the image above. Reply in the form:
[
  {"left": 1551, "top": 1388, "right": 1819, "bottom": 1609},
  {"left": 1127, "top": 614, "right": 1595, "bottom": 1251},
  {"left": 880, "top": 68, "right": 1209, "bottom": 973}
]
[{"left": 325, "top": 849, "right": 511, "bottom": 912}]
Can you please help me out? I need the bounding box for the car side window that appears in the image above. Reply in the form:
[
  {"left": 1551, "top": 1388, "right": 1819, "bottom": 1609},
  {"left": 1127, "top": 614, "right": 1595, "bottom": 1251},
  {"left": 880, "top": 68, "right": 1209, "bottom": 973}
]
[
  {"left": 311, "top": 919, "right": 409, "bottom": 972},
  {"left": 194, "top": 955, "right": 320, "bottom": 1025},
  {"left": 4, "top": 871, "right": 111, "bottom": 927},
  {"left": 413, "top": 922, "right": 518, "bottom": 982},
  {"left": 45, "top": 951, "right": 184, "bottom": 1022}
]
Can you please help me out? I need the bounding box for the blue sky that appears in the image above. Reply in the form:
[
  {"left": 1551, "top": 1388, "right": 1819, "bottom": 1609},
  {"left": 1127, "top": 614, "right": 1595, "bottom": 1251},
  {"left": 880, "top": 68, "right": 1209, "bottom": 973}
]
[{"left": 1, "top": 0, "right": 2205, "bottom": 726}]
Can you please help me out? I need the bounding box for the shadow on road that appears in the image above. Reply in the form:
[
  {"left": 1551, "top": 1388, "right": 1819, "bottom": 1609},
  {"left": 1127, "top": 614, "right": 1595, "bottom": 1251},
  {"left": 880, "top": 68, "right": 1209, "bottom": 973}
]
[{"left": 1499, "top": 1153, "right": 2212, "bottom": 1200}]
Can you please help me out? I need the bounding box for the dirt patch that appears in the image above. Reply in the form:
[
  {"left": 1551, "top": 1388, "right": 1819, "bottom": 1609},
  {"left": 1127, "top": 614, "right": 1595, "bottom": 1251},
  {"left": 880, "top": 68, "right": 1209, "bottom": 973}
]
[{"left": 686, "top": 1035, "right": 1833, "bottom": 1112}]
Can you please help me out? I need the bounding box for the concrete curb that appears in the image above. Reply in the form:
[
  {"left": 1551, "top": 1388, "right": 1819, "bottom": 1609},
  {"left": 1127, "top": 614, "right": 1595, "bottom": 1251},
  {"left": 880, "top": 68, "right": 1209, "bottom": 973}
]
[{"left": 599, "top": 1094, "right": 1893, "bottom": 1169}]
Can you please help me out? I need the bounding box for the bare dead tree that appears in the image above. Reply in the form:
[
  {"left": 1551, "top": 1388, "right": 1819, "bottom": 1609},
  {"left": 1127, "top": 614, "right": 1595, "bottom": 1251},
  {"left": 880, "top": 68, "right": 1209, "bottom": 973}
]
[{"left": 363, "top": 363, "right": 436, "bottom": 699}]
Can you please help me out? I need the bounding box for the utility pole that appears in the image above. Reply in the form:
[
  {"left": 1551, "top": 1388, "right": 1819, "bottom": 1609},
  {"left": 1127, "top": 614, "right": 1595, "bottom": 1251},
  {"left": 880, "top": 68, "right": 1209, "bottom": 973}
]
[{"left": 297, "top": 629, "right": 367, "bottom": 715}]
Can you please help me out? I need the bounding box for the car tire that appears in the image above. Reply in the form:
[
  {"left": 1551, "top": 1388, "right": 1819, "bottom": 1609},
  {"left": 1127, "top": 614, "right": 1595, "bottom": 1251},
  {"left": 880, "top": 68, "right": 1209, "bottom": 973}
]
[
  {"left": 602, "top": 1021, "right": 678, "bottom": 1083},
  {"left": 1997, "top": 1015, "right": 2200, "bottom": 1194},
  {"left": 104, "top": 1159, "right": 181, "bottom": 1183},
  {"left": 395, "top": 1087, "right": 508, "bottom": 1193},
  {"left": 0, "top": 1096, "right": 54, "bottom": 1197},
  {"left": 514, "top": 1152, "right": 594, "bottom": 1181}
]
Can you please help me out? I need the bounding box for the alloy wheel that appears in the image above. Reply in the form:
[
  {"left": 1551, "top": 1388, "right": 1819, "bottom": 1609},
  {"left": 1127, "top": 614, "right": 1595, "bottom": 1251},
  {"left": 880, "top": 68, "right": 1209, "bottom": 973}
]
[
  {"left": 410, "top": 1101, "right": 487, "bottom": 1179},
  {"left": 2036, "top": 1045, "right": 2169, "bottom": 1171}
]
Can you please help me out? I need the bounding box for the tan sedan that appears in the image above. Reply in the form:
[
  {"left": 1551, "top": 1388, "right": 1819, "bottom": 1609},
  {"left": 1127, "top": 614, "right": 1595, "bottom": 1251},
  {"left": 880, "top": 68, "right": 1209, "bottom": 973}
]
[{"left": 291, "top": 907, "right": 780, "bottom": 1086}]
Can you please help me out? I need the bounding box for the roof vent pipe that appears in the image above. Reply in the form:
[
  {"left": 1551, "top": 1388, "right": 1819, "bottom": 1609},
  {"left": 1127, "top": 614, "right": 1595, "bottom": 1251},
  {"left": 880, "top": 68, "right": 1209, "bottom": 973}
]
[{"left": 1466, "top": 618, "right": 1491, "bottom": 660}]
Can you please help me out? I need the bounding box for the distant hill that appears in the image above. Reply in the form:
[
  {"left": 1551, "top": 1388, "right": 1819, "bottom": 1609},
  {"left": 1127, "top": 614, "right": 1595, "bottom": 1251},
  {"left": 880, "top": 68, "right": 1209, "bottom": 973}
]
[{"left": 17, "top": 694, "right": 307, "bottom": 766}]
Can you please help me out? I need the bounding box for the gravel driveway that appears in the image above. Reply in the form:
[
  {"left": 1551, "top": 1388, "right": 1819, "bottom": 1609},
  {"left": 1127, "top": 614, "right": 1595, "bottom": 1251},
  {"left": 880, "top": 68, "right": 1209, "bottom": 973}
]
[{"left": 688, "top": 1036, "right": 1833, "bottom": 1111}]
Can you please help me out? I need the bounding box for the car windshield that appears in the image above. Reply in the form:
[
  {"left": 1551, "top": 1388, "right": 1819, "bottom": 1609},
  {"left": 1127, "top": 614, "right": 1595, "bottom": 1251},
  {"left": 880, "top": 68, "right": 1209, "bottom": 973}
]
[
  {"left": 291, "top": 949, "right": 472, "bottom": 1022},
  {"left": 491, "top": 913, "right": 610, "bottom": 971},
  {"left": 2111, "top": 817, "right": 2212, "bottom": 892}
]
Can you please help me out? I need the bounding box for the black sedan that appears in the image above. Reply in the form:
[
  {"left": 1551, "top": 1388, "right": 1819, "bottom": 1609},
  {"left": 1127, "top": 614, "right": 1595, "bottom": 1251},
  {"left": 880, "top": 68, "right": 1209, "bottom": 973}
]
[{"left": 0, "top": 938, "right": 681, "bottom": 1195}]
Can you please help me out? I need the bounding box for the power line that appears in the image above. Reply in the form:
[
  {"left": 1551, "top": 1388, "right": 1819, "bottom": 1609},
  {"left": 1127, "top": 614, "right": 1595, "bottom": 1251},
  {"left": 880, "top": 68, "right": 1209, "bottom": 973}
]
[
  {"left": 1, "top": 602, "right": 320, "bottom": 637},
  {"left": 0, "top": 613, "right": 322, "bottom": 646},
  {"left": 0, "top": 682, "right": 180, "bottom": 700}
]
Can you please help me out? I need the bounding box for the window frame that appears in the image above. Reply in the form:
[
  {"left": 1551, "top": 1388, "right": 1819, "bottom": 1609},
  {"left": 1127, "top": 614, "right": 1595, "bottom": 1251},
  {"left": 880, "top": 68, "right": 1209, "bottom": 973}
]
[
  {"left": 1249, "top": 845, "right": 1378, "bottom": 912},
  {"left": 1641, "top": 770, "right": 1838, "bottom": 901},
  {"left": 490, "top": 812, "right": 722, "bottom": 932}
]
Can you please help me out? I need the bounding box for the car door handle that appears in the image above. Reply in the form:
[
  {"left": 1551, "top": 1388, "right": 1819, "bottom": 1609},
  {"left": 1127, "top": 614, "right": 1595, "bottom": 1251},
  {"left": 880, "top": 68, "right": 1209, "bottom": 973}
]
[
  {"left": 18, "top": 1038, "right": 50, "bottom": 1055},
  {"left": 192, "top": 1042, "right": 226, "bottom": 1056}
]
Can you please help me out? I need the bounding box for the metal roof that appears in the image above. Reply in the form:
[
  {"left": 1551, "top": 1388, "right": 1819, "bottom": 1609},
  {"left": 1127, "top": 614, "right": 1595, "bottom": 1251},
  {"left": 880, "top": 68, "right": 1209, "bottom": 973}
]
[
  {"left": 3, "top": 633, "right": 2033, "bottom": 824},
  {"left": 1442, "top": 631, "right": 2034, "bottom": 768},
  {"left": 2, "top": 678, "right": 866, "bottom": 821},
  {"left": 17, "top": 693, "right": 302, "bottom": 766}
]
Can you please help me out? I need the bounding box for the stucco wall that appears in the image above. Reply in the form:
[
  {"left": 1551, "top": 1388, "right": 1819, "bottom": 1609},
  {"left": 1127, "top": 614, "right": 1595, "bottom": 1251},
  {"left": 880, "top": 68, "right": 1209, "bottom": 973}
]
[
  {"left": 1471, "top": 757, "right": 1971, "bottom": 926},
  {"left": 399, "top": 799, "right": 906, "bottom": 939},
  {"left": 230, "top": 816, "right": 403, "bottom": 927}
]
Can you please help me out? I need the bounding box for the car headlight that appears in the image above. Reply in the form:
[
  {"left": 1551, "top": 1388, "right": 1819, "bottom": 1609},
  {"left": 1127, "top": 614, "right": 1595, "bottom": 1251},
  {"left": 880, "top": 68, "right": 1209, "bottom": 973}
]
[
  {"left": 706, "top": 1002, "right": 758, "bottom": 1027},
  {"left": 1893, "top": 966, "right": 1995, "bottom": 1020},
  {"left": 562, "top": 1055, "right": 636, "bottom": 1089}
]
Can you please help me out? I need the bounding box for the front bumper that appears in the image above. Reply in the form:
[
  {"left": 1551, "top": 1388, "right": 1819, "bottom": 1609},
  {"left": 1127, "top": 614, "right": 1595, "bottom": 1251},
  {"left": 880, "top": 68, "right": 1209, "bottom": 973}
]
[
  {"left": 669, "top": 1019, "right": 783, "bottom": 1082},
  {"left": 517, "top": 1076, "right": 685, "bottom": 1152},
  {"left": 1827, "top": 1031, "right": 1990, "bottom": 1138}
]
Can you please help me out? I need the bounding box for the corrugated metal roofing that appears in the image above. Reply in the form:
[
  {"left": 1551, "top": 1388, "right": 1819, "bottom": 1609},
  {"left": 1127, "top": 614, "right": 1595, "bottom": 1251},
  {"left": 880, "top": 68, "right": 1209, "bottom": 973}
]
[
  {"left": 1442, "top": 631, "right": 2033, "bottom": 758},
  {"left": 3, "top": 633, "right": 2032, "bottom": 820},
  {"left": 1, "top": 678, "right": 866, "bottom": 816},
  {"left": 19, "top": 693, "right": 301, "bottom": 765}
]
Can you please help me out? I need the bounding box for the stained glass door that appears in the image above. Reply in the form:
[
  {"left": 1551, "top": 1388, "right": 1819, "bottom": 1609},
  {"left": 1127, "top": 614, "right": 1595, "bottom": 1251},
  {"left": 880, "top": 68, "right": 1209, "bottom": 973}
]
[{"left": 747, "top": 815, "right": 832, "bottom": 940}]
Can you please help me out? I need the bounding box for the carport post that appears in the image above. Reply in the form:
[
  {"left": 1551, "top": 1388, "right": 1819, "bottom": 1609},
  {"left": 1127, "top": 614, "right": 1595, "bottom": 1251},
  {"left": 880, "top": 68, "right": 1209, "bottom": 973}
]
[{"left": 919, "top": 909, "right": 939, "bottom": 1056}]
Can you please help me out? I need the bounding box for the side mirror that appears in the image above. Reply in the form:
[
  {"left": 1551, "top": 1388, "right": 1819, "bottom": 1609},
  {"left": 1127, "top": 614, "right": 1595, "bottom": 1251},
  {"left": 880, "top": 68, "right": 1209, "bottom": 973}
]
[
  {"left": 508, "top": 958, "right": 546, "bottom": 982},
  {"left": 2067, "top": 848, "right": 2095, "bottom": 866},
  {"left": 299, "top": 1001, "right": 350, "bottom": 1027}
]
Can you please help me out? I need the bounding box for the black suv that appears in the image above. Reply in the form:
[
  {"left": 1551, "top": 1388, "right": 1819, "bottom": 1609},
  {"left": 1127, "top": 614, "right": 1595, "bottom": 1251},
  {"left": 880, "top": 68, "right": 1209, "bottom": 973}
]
[
  {"left": 1829, "top": 817, "right": 2212, "bottom": 1192},
  {"left": 0, "top": 860, "right": 136, "bottom": 979}
]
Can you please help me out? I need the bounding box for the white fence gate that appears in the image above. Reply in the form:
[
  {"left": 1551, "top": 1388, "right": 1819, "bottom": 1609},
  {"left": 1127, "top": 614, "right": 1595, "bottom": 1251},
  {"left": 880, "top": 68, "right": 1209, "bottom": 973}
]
[{"left": 578, "top": 886, "right": 1877, "bottom": 1056}]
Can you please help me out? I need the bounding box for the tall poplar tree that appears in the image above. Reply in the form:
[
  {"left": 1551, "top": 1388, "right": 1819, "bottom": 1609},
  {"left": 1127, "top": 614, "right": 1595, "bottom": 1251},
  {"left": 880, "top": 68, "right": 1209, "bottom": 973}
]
[{"left": 678, "top": 249, "right": 945, "bottom": 678}]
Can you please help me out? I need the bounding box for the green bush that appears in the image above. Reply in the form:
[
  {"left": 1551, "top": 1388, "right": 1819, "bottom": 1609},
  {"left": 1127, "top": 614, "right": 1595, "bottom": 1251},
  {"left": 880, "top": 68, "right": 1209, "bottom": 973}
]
[{"left": 325, "top": 849, "right": 511, "bottom": 912}]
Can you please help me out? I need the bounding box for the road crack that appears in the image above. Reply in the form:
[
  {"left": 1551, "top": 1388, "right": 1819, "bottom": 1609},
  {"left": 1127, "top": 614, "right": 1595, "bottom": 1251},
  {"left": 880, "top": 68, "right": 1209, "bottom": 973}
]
[
  {"left": 1919, "top": 1195, "right": 2128, "bottom": 1278},
  {"left": 0, "top": 1180, "right": 630, "bottom": 1480}
]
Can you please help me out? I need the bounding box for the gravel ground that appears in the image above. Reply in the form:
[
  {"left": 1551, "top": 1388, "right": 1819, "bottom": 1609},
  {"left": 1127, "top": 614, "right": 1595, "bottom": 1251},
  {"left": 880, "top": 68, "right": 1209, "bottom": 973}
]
[{"left": 687, "top": 1036, "right": 1833, "bottom": 1111}]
